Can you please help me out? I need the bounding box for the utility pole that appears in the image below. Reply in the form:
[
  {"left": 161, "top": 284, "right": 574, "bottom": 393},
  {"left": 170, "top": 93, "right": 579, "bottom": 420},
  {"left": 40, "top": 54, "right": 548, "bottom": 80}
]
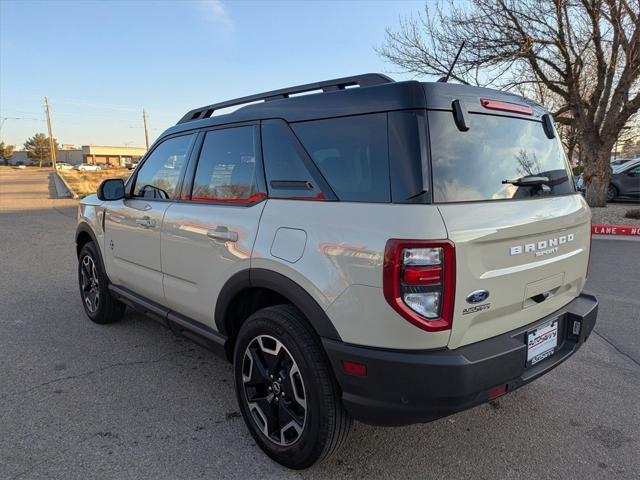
[
  {"left": 44, "top": 97, "right": 57, "bottom": 169},
  {"left": 142, "top": 109, "right": 150, "bottom": 150}
]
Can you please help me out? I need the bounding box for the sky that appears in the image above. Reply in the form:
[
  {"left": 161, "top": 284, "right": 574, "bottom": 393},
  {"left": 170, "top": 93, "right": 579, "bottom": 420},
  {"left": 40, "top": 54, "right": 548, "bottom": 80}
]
[{"left": 0, "top": 0, "right": 429, "bottom": 149}]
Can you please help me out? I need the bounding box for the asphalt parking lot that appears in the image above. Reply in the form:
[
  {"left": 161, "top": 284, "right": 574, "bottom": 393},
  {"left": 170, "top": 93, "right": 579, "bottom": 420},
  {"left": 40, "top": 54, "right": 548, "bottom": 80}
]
[{"left": 1, "top": 169, "right": 639, "bottom": 479}]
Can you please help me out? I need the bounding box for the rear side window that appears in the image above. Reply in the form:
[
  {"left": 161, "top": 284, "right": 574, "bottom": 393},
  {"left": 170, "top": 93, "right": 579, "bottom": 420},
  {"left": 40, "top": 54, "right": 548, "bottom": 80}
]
[
  {"left": 191, "top": 126, "right": 263, "bottom": 202},
  {"left": 292, "top": 114, "right": 390, "bottom": 202},
  {"left": 429, "top": 111, "right": 574, "bottom": 202},
  {"left": 132, "top": 134, "right": 194, "bottom": 199},
  {"left": 261, "top": 120, "right": 326, "bottom": 200}
]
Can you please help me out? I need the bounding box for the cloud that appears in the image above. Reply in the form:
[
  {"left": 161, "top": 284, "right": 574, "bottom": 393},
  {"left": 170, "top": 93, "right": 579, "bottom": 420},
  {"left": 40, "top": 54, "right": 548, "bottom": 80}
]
[{"left": 199, "top": 0, "right": 233, "bottom": 33}]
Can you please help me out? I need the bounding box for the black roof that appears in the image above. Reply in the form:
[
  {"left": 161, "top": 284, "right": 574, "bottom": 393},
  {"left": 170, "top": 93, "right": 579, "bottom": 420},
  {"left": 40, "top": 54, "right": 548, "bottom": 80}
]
[
  {"left": 162, "top": 73, "right": 547, "bottom": 139},
  {"left": 177, "top": 73, "right": 395, "bottom": 124}
]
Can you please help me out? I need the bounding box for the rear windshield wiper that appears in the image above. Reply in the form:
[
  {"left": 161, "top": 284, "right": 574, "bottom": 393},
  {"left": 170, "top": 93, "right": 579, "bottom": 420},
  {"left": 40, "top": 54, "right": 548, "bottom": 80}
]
[
  {"left": 502, "top": 175, "right": 551, "bottom": 193},
  {"left": 502, "top": 175, "right": 550, "bottom": 187}
]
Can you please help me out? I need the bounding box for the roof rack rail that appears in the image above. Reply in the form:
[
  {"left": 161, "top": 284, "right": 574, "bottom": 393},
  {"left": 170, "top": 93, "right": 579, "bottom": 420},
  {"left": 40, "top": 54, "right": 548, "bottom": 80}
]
[{"left": 176, "top": 73, "right": 394, "bottom": 124}]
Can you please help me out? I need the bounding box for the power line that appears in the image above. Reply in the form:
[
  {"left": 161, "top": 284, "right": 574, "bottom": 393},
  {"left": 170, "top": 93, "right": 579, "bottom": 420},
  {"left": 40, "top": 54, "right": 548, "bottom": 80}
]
[
  {"left": 2, "top": 95, "right": 178, "bottom": 146},
  {"left": 0, "top": 117, "right": 44, "bottom": 143},
  {"left": 2, "top": 92, "right": 181, "bottom": 117},
  {"left": 2, "top": 107, "right": 167, "bottom": 125}
]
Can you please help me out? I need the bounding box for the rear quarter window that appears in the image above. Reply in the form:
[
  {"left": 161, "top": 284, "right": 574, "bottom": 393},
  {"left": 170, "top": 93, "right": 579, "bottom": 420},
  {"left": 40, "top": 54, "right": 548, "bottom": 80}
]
[
  {"left": 292, "top": 113, "right": 390, "bottom": 203},
  {"left": 429, "top": 111, "right": 574, "bottom": 202},
  {"left": 261, "top": 120, "right": 326, "bottom": 200}
]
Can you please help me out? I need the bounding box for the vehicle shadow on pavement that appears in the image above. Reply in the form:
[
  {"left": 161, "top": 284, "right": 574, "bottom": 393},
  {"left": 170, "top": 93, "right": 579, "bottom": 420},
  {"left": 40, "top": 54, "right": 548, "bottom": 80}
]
[{"left": 85, "top": 310, "right": 637, "bottom": 480}]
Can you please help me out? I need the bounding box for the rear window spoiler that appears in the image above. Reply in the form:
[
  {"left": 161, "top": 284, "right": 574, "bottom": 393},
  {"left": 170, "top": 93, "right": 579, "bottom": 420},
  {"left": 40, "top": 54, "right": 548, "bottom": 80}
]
[{"left": 450, "top": 99, "right": 557, "bottom": 139}]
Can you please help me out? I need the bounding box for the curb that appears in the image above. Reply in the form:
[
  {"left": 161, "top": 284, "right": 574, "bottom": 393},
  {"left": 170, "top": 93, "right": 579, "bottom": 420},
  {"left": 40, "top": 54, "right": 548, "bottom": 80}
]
[
  {"left": 592, "top": 224, "right": 640, "bottom": 237},
  {"left": 52, "top": 170, "right": 79, "bottom": 199}
]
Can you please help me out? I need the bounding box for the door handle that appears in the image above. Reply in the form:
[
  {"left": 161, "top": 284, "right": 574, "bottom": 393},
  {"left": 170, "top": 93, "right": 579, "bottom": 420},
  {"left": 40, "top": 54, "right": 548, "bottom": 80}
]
[
  {"left": 207, "top": 226, "right": 238, "bottom": 243},
  {"left": 135, "top": 216, "right": 155, "bottom": 228}
]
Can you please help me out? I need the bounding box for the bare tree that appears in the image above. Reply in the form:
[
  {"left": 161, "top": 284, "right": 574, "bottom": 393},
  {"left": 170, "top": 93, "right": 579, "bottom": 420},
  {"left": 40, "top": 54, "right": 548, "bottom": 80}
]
[
  {"left": 378, "top": 0, "right": 640, "bottom": 207},
  {"left": 512, "top": 67, "right": 583, "bottom": 165}
]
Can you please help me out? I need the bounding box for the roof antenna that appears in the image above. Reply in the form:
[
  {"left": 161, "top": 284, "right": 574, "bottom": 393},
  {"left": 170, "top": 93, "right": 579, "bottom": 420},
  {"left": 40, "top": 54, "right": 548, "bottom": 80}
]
[{"left": 438, "top": 41, "right": 465, "bottom": 83}]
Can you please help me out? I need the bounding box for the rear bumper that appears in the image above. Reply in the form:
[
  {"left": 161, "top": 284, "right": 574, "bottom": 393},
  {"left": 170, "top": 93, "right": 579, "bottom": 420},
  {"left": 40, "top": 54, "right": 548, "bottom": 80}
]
[{"left": 323, "top": 293, "right": 598, "bottom": 426}]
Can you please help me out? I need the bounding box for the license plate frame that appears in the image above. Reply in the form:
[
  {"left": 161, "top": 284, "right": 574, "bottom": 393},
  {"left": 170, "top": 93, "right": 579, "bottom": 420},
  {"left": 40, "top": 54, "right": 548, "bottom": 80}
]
[{"left": 526, "top": 319, "right": 559, "bottom": 367}]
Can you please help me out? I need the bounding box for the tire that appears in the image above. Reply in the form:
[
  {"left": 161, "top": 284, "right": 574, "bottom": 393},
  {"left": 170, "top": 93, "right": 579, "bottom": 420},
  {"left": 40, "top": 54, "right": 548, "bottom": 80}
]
[
  {"left": 233, "top": 305, "right": 351, "bottom": 469},
  {"left": 607, "top": 184, "right": 617, "bottom": 202},
  {"left": 78, "top": 241, "right": 126, "bottom": 324}
]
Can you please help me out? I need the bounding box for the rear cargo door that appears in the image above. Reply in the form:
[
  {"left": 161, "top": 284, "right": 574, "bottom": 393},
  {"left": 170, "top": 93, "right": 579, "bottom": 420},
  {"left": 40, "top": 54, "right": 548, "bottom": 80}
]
[
  {"left": 427, "top": 109, "right": 591, "bottom": 349},
  {"left": 439, "top": 197, "right": 590, "bottom": 349}
]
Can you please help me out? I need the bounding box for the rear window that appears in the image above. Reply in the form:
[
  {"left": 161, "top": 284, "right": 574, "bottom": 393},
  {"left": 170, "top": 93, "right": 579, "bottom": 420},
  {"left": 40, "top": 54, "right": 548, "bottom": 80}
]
[
  {"left": 429, "top": 111, "right": 574, "bottom": 202},
  {"left": 292, "top": 114, "right": 390, "bottom": 202},
  {"left": 191, "top": 126, "right": 260, "bottom": 202}
]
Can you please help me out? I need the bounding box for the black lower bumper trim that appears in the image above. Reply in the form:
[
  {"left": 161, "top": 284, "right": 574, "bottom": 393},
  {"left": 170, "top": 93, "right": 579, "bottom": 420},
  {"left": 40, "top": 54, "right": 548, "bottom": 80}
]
[{"left": 323, "top": 293, "right": 598, "bottom": 426}]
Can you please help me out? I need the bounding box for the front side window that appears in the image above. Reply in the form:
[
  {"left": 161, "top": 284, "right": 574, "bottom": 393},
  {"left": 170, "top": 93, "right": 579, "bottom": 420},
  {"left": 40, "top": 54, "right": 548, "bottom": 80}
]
[
  {"left": 191, "top": 126, "right": 262, "bottom": 202},
  {"left": 132, "top": 134, "right": 194, "bottom": 199},
  {"left": 292, "top": 113, "right": 390, "bottom": 202},
  {"left": 429, "top": 111, "right": 574, "bottom": 202}
]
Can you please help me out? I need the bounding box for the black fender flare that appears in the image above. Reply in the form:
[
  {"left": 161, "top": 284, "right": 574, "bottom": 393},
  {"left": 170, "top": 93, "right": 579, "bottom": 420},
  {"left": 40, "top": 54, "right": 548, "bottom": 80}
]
[
  {"left": 75, "top": 222, "right": 99, "bottom": 253},
  {"left": 214, "top": 268, "right": 341, "bottom": 341},
  {"left": 75, "top": 222, "right": 109, "bottom": 277}
]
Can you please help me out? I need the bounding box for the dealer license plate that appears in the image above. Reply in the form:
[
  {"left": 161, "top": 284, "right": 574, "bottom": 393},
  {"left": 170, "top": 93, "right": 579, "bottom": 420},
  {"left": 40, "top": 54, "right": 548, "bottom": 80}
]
[{"left": 526, "top": 319, "right": 559, "bottom": 367}]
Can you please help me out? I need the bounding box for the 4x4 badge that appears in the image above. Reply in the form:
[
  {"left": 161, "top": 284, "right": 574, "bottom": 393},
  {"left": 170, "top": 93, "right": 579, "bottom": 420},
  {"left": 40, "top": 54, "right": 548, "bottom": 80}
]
[{"left": 466, "top": 290, "right": 489, "bottom": 304}]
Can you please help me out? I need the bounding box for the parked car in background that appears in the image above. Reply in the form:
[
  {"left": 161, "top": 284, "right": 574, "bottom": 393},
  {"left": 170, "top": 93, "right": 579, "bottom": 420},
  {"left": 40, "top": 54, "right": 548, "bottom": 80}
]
[
  {"left": 610, "top": 158, "right": 633, "bottom": 168},
  {"left": 575, "top": 158, "right": 640, "bottom": 199},
  {"left": 14, "top": 161, "right": 34, "bottom": 167},
  {"left": 56, "top": 162, "right": 74, "bottom": 170},
  {"left": 127, "top": 161, "right": 139, "bottom": 170},
  {"left": 74, "top": 163, "right": 101, "bottom": 171},
  {"left": 608, "top": 158, "right": 640, "bottom": 201}
]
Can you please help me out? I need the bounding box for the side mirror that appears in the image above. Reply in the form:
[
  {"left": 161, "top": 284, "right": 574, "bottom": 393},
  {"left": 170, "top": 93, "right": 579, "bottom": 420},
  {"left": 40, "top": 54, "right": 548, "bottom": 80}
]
[{"left": 97, "top": 178, "right": 125, "bottom": 201}]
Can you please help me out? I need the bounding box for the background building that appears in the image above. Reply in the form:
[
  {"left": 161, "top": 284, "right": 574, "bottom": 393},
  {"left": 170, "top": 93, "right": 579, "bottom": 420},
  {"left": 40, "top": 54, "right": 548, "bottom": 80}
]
[
  {"left": 8, "top": 145, "right": 146, "bottom": 167},
  {"left": 56, "top": 148, "right": 83, "bottom": 165},
  {"left": 82, "top": 145, "right": 146, "bottom": 167}
]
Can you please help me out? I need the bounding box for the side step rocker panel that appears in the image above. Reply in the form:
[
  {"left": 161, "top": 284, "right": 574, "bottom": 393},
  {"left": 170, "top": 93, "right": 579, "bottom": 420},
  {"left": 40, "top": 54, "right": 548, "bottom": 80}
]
[{"left": 108, "top": 284, "right": 229, "bottom": 360}]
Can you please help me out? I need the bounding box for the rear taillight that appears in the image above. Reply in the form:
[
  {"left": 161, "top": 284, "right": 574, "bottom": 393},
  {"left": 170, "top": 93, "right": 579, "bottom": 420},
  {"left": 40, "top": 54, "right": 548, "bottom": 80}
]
[{"left": 383, "top": 240, "right": 456, "bottom": 332}]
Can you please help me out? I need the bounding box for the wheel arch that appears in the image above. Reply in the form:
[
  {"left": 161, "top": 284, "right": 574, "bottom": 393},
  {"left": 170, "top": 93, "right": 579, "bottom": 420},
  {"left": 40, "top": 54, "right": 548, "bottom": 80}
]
[
  {"left": 75, "top": 223, "right": 97, "bottom": 257},
  {"left": 215, "top": 269, "right": 342, "bottom": 360},
  {"left": 75, "top": 222, "right": 110, "bottom": 279}
]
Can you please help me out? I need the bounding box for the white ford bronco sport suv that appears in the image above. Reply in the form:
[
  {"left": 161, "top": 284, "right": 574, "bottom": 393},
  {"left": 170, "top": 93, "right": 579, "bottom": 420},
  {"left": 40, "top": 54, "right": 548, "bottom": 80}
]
[{"left": 76, "top": 74, "right": 598, "bottom": 469}]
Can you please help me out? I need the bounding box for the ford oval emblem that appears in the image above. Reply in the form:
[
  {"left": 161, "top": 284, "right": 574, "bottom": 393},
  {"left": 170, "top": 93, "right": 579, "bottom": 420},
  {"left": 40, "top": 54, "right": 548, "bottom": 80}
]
[{"left": 466, "top": 290, "right": 490, "bottom": 304}]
